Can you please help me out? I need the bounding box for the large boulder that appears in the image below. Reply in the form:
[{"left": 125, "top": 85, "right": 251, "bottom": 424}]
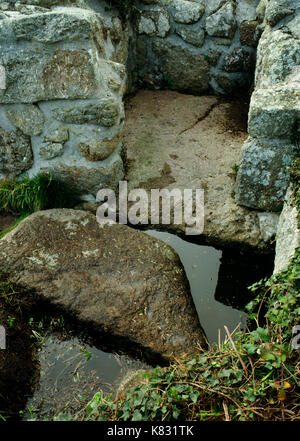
[
  {"left": 234, "top": 136, "right": 297, "bottom": 211},
  {"left": 255, "top": 29, "right": 300, "bottom": 89},
  {"left": 248, "top": 81, "right": 300, "bottom": 139},
  {"left": 0, "top": 209, "right": 207, "bottom": 359}
]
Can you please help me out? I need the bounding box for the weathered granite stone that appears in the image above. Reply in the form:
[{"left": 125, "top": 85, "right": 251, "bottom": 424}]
[
  {"left": 0, "top": 128, "right": 33, "bottom": 176},
  {"left": 137, "top": 16, "right": 156, "bottom": 36},
  {"left": 235, "top": 136, "right": 297, "bottom": 211},
  {"left": 223, "top": 48, "right": 253, "bottom": 72},
  {"left": 6, "top": 105, "right": 44, "bottom": 136},
  {"left": 257, "top": 212, "right": 279, "bottom": 242},
  {"left": 137, "top": 9, "right": 170, "bottom": 37},
  {"left": 175, "top": 26, "right": 205, "bottom": 47},
  {"left": 236, "top": 0, "right": 259, "bottom": 24},
  {"left": 255, "top": 29, "right": 300, "bottom": 88},
  {"left": 171, "top": 0, "right": 205, "bottom": 24},
  {"left": 256, "top": 0, "right": 267, "bottom": 23},
  {"left": 214, "top": 73, "right": 245, "bottom": 93},
  {"left": 14, "top": 4, "right": 50, "bottom": 14},
  {"left": 206, "top": 0, "right": 227, "bottom": 16},
  {"left": 288, "top": 13, "right": 300, "bottom": 39},
  {"left": 274, "top": 186, "right": 299, "bottom": 274},
  {"left": 79, "top": 132, "right": 123, "bottom": 162},
  {"left": 0, "top": 209, "right": 207, "bottom": 358},
  {"left": 206, "top": 1, "right": 236, "bottom": 38},
  {"left": 45, "top": 154, "right": 124, "bottom": 195},
  {"left": 39, "top": 142, "right": 64, "bottom": 160},
  {"left": 43, "top": 49, "right": 97, "bottom": 101},
  {"left": 109, "top": 16, "right": 122, "bottom": 43},
  {"left": 152, "top": 40, "right": 210, "bottom": 93},
  {"left": 0, "top": 48, "right": 97, "bottom": 103},
  {"left": 239, "top": 20, "right": 259, "bottom": 47},
  {"left": 248, "top": 82, "right": 300, "bottom": 139},
  {"left": 11, "top": 8, "right": 103, "bottom": 44},
  {"left": 206, "top": 49, "right": 222, "bottom": 66},
  {"left": 265, "top": 2, "right": 294, "bottom": 26},
  {"left": 52, "top": 98, "right": 121, "bottom": 127},
  {"left": 44, "top": 126, "right": 69, "bottom": 143},
  {"left": 214, "top": 37, "right": 233, "bottom": 46}
]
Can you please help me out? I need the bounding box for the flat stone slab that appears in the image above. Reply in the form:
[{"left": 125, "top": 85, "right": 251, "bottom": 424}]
[
  {"left": 124, "top": 90, "right": 272, "bottom": 251},
  {"left": 0, "top": 209, "right": 207, "bottom": 359}
]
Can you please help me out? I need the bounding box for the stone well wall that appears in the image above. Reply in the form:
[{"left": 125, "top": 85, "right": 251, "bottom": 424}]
[
  {"left": 135, "top": 0, "right": 260, "bottom": 94},
  {"left": 0, "top": 0, "right": 299, "bottom": 216},
  {"left": 234, "top": 0, "right": 300, "bottom": 212},
  {"left": 0, "top": 0, "right": 132, "bottom": 198}
]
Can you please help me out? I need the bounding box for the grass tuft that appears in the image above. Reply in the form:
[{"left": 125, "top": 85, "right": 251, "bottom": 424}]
[{"left": 0, "top": 173, "right": 82, "bottom": 216}]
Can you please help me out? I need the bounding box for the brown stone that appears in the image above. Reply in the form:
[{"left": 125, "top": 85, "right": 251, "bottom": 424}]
[
  {"left": 239, "top": 20, "right": 259, "bottom": 47},
  {"left": 0, "top": 209, "right": 207, "bottom": 359},
  {"left": 80, "top": 132, "right": 123, "bottom": 162},
  {"left": 43, "top": 50, "right": 96, "bottom": 99}
]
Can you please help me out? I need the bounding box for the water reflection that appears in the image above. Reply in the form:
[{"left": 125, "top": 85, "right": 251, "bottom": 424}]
[{"left": 145, "top": 230, "right": 271, "bottom": 343}]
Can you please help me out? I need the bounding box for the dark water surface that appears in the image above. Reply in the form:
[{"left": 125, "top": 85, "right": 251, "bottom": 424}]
[{"left": 146, "top": 230, "right": 246, "bottom": 343}]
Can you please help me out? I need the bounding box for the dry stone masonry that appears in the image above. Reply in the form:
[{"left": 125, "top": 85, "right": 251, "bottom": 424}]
[
  {"left": 136, "top": 0, "right": 259, "bottom": 94},
  {"left": 0, "top": 0, "right": 130, "bottom": 198},
  {"left": 0, "top": 0, "right": 299, "bottom": 225},
  {"left": 235, "top": 0, "right": 300, "bottom": 212}
]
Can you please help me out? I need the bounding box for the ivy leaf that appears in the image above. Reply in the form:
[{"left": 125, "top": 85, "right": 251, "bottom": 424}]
[
  {"left": 243, "top": 344, "right": 257, "bottom": 355},
  {"left": 219, "top": 369, "right": 233, "bottom": 378},
  {"left": 172, "top": 406, "right": 180, "bottom": 419},
  {"left": 190, "top": 392, "right": 199, "bottom": 403},
  {"left": 132, "top": 410, "right": 143, "bottom": 421},
  {"left": 251, "top": 327, "right": 270, "bottom": 342},
  {"left": 260, "top": 351, "right": 276, "bottom": 361}
]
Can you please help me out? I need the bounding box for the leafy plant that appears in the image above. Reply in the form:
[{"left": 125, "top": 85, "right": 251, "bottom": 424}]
[{"left": 231, "top": 163, "right": 239, "bottom": 174}]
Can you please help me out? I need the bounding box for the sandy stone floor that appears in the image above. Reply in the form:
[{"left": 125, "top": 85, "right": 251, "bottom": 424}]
[{"left": 124, "top": 90, "right": 269, "bottom": 250}]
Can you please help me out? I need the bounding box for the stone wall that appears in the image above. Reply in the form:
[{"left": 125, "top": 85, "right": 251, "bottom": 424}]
[
  {"left": 0, "top": 0, "right": 299, "bottom": 215},
  {"left": 135, "top": 0, "right": 260, "bottom": 94},
  {"left": 0, "top": 0, "right": 132, "bottom": 199},
  {"left": 234, "top": 0, "right": 300, "bottom": 212}
]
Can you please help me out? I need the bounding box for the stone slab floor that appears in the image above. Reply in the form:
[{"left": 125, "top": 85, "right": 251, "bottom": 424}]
[{"left": 124, "top": 90, "right": 275, "bottom": 251}]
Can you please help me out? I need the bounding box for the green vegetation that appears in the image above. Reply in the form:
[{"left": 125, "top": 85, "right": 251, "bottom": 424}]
[
  {"left": 231, "top": 163, "right": 239, "bottom": 174},
  {"left": 0, "top": 173, "right": 82, "bottom": 216}
]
